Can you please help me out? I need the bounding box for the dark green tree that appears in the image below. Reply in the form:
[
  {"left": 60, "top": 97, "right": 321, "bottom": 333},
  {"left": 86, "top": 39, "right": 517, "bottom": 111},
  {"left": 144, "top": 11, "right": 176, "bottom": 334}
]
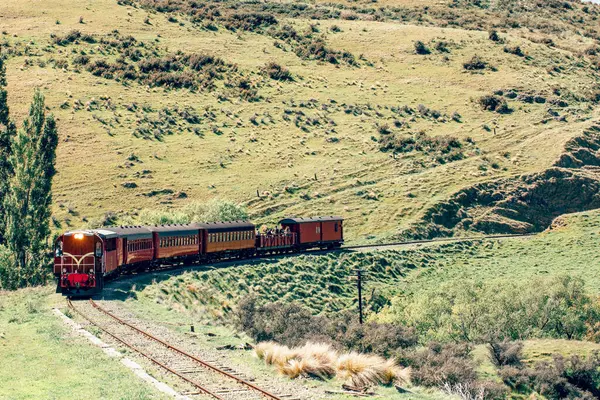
[
  {"left": 0, "top": 54, "right": 16, "bottom": 245},
  {"left": 3, "top": 90, "right": 58, "bottom": 288}
]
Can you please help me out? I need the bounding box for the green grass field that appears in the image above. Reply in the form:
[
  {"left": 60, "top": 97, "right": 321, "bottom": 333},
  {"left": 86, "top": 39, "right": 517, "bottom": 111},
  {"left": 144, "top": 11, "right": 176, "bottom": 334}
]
[
  {"left": 94, "top": 209, "right": 600, "bottom": 398},
  {"left": 2, "top": 0, "right": 600, "bottom": 397},
  {"left": 0, "top": 287, "right": 168, "bottom": 400}
]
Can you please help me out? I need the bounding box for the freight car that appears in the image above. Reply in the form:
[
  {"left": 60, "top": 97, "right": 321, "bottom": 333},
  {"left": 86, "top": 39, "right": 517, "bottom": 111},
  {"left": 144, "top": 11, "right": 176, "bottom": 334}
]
[{"left": 54, "top": 216, "right": 343, "bottom": 296}]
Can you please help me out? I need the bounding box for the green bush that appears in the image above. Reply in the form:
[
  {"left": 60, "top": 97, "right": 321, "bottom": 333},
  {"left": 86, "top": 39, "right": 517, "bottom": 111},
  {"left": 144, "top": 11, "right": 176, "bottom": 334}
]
[
  {"left": 500, "top": 352, "right": 600, "bottom": 398},
  {"left": 386, "top": 275, "right": 600, "bottom": 343},
  {"left": 119, "top": 199, "right": 248, "bottom": 226}
]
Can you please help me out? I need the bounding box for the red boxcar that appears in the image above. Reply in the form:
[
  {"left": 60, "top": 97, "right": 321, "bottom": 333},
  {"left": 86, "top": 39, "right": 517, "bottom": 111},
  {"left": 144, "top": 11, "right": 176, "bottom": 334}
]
[{"left": 279, "top": 216, "right": 343, "bottom": 249}]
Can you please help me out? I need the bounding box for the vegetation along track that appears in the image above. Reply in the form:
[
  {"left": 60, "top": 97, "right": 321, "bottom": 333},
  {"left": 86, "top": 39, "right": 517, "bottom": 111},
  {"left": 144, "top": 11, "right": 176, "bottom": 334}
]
[
  {"left": 67, "top": 299, "right": 295, "bottom": 400},
  {"left": 108, "top": 233, "right": 534, "bottom": 283}
]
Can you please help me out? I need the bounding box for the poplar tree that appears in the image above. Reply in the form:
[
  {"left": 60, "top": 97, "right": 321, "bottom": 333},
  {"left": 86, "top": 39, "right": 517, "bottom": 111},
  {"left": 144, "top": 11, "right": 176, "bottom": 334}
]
[
  {"left": 0, "top": 55, "right": 16, "bottom": 245},
  {"left": 4, "top": 90, "right": 58, "bottom": 287}
]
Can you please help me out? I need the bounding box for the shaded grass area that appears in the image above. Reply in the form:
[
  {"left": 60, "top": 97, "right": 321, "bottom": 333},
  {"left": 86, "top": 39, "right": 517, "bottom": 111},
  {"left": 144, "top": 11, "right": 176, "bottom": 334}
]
[
  {"left": 128, "top": 209, "right": 600, "bottom": 325},
  {"left": 132, "top": 245, "right": 465, "bottom": 318},
  {"left": 0, "top": 287, "right": 167, "bottom": 400}
]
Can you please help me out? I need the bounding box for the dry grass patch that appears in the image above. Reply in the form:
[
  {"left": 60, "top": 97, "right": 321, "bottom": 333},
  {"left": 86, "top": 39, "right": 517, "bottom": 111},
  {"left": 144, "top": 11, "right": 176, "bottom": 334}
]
[{"left": 255, "top": 341, "right": 409, "bottom": 389}]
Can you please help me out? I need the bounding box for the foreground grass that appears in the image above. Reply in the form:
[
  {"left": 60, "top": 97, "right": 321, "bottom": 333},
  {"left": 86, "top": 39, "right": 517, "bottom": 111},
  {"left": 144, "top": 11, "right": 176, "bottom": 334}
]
[
  {"left": 0, "top": 287, "right": 166, "bottom": 400},
  {"left": 99, "top": 209, "right": 600, "bottom": 398}
]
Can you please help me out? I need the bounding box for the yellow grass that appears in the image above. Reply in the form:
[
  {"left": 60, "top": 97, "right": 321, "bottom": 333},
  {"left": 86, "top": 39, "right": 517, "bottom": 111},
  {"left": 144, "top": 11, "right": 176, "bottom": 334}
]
[
  {"left": 1, "top": 0, "right": 599, "bottom": 241},
  {"left": 255, "top": 341, "right": 410, "bottom": 387}
]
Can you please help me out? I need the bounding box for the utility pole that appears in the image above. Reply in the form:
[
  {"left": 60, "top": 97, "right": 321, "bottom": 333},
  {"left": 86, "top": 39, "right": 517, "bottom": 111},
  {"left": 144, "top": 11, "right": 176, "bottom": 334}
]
[
  {"left": 357, "top": 269, "right": 363, "bottom": 325},
  {"left": 349, "top": 268, "right": 366, "bottom": 324}
]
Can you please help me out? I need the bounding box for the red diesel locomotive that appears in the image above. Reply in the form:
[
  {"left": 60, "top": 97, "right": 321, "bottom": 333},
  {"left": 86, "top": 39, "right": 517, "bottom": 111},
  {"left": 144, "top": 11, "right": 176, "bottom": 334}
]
[{"left": 54, "top": 216, "right": 344, "bottom": 296}]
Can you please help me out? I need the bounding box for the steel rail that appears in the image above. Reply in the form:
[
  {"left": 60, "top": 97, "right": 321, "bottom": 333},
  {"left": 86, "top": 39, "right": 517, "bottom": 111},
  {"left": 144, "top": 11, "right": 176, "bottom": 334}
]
[
  {"left": 67, "top": 299, "right": 224, "bottom": 400},
  {"left": 89, "top": 299, "right": 283, "bottom": 400},
  {"left": 106, "top": 233, "right": 533, "bottom": 283},
  {"left": 342, "top": 233, "right": 534, "bottom": 250}
]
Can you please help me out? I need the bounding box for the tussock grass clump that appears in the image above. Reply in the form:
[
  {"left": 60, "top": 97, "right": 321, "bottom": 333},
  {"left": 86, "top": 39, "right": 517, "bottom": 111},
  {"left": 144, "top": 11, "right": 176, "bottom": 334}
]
[
  {"left": 255, "top": 341, "right": 408, "bottom": 387},
  {"left": 335, "top": 352, "right": 406, "bottom": 388}
]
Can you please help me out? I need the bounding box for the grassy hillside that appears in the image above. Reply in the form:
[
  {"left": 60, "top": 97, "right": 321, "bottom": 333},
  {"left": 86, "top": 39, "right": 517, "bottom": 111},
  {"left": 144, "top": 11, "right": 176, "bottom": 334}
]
[
  {"left": 1, "top": 0, "right": 600, "bottom": 240},
  {"left": 112, "top": 208, "right": 600, "bottom": 324},
  {"left": 100, "top": 209, "right": 600, "bottom": 398}
]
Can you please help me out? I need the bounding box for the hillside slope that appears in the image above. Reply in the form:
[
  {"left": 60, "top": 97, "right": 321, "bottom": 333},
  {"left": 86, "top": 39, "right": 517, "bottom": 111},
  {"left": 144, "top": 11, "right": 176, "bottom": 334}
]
[{"left": 1, "top": 0, "right": 600, "bottom": 240}]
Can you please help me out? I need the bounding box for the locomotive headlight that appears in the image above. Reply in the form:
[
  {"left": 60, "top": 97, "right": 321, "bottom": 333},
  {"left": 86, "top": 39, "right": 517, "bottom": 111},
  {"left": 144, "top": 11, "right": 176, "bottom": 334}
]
[{"left": 74, "top": 233, "right": 84, "bottom": 240}]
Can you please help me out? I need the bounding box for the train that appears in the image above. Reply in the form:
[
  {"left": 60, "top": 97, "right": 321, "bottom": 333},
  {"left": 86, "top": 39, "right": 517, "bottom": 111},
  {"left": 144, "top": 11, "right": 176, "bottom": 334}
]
[{"left": 54, "top": 216, "right": 344, "bottom": 296}]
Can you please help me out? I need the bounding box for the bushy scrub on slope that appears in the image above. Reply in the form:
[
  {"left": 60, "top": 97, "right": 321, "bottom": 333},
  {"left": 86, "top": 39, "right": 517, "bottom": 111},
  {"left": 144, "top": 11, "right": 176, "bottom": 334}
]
[
  {"left": 489, "top": 340, "right": 600, "bottom": 399},
  {"left": 236, "top": 295, "right": 418, "bottom": 355},
  {"left": 381, "top": 275, "right": 600, "bottom": 343}
]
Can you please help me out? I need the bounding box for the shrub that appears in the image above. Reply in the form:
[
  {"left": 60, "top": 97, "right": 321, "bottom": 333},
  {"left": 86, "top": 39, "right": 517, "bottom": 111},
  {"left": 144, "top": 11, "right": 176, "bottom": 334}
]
[
  {"left": 500, "top": 352, "right": 600, "bottom": 398},
  {"left": 377, "top": 123, "right": 391, "bottom": 135},
  {"left": 237, "top": 297, "right": 416, "bottom": 356},
  {"left": 329, "top": 313, "right": 418, "bottom": 357},
  {"left": 414, "top": 40, "right": 430, "bottom": 55},
  {"left": 236, "top": 296, "right": 329, "bottom": 346},
  {"left": 261, "top": 62, "right": 293, "bottom": 81},
  {"left": 379, "top": 131, "right": 465, "bottom": 164},
  {"left": 0, "top": 245, "right": 17, "bottom": 290},
  {"left": 223, "top": 12, "right": 278, "bottom": 32},
  {"left": 479, "top": 95, "right": 511, "bottom": 113},
  {"left": 488, "top": 340, "right": 523, "bottom": 367},
  {"left": 463, "top": 56, "right": 488, "bottom": 70},
  {"left": 387, "top": 275, "right": 600, "bottom": 343},
  {"left": 435, "top": 41, "right": 449, "bottom": 53},
  {"left": 504, "top": 45, "right": 524, "bottom": 57},
  {"left": 73, "top": 54, "right": 90, "bottom": 65},
  {"left": 488, "top": 29, "right": 500, "bottom": 42},
  {"left": 118, "top": 199, "right": 248, "bottom": 226},
  {"left": 400, "top": 343, "right": 477, "bottom": 387}
]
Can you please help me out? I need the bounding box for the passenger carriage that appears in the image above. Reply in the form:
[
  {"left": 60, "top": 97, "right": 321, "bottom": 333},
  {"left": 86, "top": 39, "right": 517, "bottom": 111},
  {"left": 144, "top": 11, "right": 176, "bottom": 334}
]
[{"left": 54, "top": 216, "right": 344, "bottom": 296}]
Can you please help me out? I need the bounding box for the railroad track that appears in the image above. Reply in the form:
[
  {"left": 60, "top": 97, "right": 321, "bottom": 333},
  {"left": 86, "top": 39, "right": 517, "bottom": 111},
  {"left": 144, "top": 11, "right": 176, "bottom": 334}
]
[
  {"left": 109, "top": 233, "right": 533, "bottom": 283},
  {"left": 67, "top": 299, "right": 298, "bottom": 400},
  {"left": 343, "top": 233, "right": 534, "bottom": 250}
]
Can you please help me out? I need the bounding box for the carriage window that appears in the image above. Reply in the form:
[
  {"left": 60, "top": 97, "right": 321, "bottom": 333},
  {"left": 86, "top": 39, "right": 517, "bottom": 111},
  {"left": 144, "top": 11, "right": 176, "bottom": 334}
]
[{"left": 334, "top": 223, "right": 338, "bottom": 232}]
